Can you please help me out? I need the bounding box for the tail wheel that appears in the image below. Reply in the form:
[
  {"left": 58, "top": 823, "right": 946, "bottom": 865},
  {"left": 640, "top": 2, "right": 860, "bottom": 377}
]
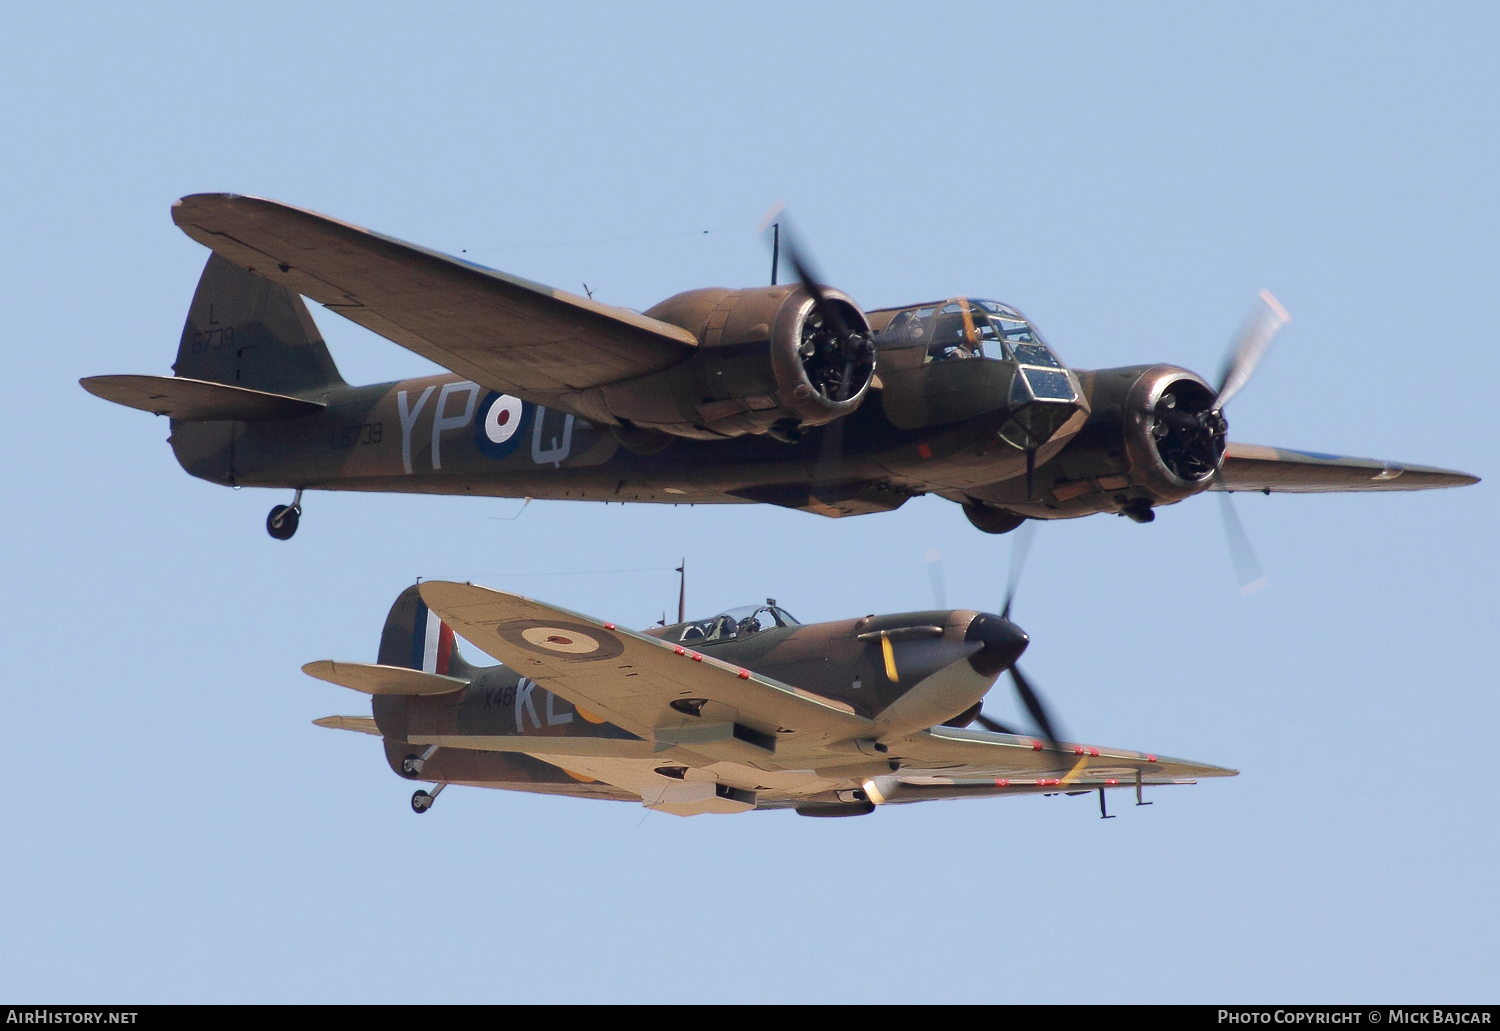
[{"left": 266, "top": 504, "right": 299, "bottom": 540}]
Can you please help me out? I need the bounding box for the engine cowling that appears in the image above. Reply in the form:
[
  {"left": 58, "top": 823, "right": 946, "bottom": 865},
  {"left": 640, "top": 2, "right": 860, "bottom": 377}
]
[
  {"left": 1009, "top": 364, "right": 1223, "bottom": 521},
  {"left": 1121, "top": 364, "right": 1225, "bottom": 501},
  {"left": 591, "top": 285, "right": 875, "bottom": 442}
]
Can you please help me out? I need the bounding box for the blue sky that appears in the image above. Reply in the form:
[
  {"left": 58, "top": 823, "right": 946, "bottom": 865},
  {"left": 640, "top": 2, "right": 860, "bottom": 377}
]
[{"left": 2, "top": 1, "right": 1496, "bottom": 1002}]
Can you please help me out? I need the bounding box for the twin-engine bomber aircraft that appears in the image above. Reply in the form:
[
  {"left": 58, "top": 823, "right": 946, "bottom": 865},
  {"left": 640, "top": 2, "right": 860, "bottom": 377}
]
[
  {"left": 306, "top": 583, "right": 1234, "bottom": 817},
  {"left": 83, "top": 195, "right": 1475, "bottom": 539}
]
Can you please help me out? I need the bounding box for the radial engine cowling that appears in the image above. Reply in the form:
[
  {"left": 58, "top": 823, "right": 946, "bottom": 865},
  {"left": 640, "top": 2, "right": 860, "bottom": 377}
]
[
  {"left": 1114, "top": 363, "right": 1225, "bottom": 505},
  {"left": 1041, "top": 363, "right": 1225, "bottom": 520},
  {"left": 592, "top": 285, "right": 875, "bottom": 442}
]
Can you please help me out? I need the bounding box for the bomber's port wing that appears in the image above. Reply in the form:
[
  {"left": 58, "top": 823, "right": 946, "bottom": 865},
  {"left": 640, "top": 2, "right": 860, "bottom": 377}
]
[{"left": 170, "top": 193, "right": 698, "bottom": 408}]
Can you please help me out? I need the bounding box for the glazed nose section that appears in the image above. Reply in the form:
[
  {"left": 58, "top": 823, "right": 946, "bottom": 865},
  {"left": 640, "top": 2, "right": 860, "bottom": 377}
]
[{"left": 965, "top": 612, "right": 1029, "bottom": 677}]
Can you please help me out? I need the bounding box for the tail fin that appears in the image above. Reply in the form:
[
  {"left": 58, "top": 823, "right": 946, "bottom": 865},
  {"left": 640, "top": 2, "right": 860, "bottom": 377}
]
[
  {"left": 173, "top": 253, "right": 345, "bottom": 397},
  {"left": 379, "top": 584, "right": 480, "bottom": 677}
]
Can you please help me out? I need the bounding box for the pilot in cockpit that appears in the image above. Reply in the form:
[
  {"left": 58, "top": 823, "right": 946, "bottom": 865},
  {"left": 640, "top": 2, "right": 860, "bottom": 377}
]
[
  {"left": 675, "top": 601, "right": 799, "bottom": 644},
  {"left": 873, "top": 298, "right": 1060, "bottom": 367}
]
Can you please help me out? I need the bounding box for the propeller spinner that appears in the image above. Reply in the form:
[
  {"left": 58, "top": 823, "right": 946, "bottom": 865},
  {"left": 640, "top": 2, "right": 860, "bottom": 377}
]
[{"left": 932, "top": 522, "right": 1069, "bottom": 750}]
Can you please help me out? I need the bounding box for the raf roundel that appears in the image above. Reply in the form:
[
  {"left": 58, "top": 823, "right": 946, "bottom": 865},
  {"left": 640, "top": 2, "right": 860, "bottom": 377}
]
[
  {"left": 473, "top": 391, "right": 532, "bottom": 460},
  {"left": 496, "top": 619, "right": 625, "bottom": 662},
  {"left": 520, "top": 626, "right": 602, "bottom": 655}
]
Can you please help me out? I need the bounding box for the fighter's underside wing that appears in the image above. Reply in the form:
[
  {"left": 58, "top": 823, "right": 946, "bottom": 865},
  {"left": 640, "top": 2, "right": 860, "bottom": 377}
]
[
  {"left": 1213, "top": 442, "right": 1479, "bottom": 492},
  {"left": 332, "top": 722, "right": 1234, "bottom": 812},
  {"left": 170, "top": 193, "right": 698, "bottom": 407},
  {"left": 504, "top": 729, "right": 1231, "bottom": 810}
]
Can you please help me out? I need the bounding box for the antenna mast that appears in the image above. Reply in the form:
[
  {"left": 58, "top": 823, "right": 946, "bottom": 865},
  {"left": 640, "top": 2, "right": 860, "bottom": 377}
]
[
  {"left": 676, "top": 559, "right": 686, "bottom": 623},
  {"left": 770, "top": 223, "right": 779, "bottom": 285}
]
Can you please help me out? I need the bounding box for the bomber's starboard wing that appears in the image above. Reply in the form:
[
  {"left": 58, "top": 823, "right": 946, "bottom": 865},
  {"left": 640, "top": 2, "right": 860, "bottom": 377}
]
[
  {"left": 1213, "top": 442, "right": 1478, "bottom": 493},
  {"left": 170, "top": 194, "right": 699, "bottom": 406},
  {"left": 416, "top": 581, "right": 871, "bottom": 746}
]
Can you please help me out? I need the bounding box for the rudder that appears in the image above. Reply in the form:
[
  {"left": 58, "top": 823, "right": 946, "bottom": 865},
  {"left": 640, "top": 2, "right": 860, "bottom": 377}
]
[{"left": 379, "top": 584, "right": 479, "bottom": 678}]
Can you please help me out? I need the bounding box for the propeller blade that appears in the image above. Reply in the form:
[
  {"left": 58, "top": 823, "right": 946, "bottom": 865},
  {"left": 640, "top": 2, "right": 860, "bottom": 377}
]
[
  {"left": 1213, "top": 289, "right": 1290, "bottom": 411},
  {"left": 1010, "top": 664, "right": 1063, "bottom": 749},
  {"left": 769, "top": 215, "right": 853, "bottom": 341},
  {"left": 762, "top": 209, "right": 872, "bottom": 380},
  {"left": 759, "top": 209, "right": 872, "bottom": 490},
  {"left": 926, "top": 549, "right": 947, "bottom": 610},
  {"left": 974, "top": 711, "right": 1018, "bottom": 735},
  {"left": 1217, "top": 490, "right": 1268, "bottom": 595},
  {"left": 1000, "top": 518, "right": 1037, "bottom": 621}
]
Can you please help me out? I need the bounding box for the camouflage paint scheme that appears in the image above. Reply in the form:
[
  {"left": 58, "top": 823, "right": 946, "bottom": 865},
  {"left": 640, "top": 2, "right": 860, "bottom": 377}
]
[
  {"left": 81, "top": 195, "right": 1476, "bottom": 532},
  {"left": 308, "top": 585, "right": 1234, "bottom": 817}
]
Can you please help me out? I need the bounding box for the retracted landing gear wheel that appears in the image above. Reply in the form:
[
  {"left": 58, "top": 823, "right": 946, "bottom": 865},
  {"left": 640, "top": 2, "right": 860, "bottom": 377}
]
[
  {"left": 267, "top": 504, "right": 300, "bottom": 540},
  {"left": 962, "top": 502, "right": 1026, "bottom": 535},
  {"left": 411, "top": 790, "right": 433, "bottom": 813}
]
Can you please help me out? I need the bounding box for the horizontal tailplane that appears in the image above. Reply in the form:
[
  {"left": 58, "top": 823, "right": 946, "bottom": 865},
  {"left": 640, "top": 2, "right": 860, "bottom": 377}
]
[
  {"left": 303, "top": 660, "right": 467, "bottom": 696},
  {"left": 80, "top": 374, "right": 325, "bottom": 422}
]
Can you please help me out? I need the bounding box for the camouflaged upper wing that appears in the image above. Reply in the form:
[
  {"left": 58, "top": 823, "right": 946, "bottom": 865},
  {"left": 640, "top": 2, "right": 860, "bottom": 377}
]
[
  {"left": 416, "top": 581, "right": 872, "bottom": 743},
  {"left": 170, "top": 194, "right": 699, "bottom": 406},
  {"left": 1212, "top": 442, "right": 1479, "bottom": 492}
]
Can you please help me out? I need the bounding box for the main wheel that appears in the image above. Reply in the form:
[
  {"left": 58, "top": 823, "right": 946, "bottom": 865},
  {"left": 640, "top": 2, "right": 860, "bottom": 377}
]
[
  {"left": 266, "top": 504, "right": 300, "bottom": 540},
  {"left": 400, "top": 755, "right": 422, "bottom": 778},
  {"left": 411, "top": 790, "right": 433, "bottom": 813}
]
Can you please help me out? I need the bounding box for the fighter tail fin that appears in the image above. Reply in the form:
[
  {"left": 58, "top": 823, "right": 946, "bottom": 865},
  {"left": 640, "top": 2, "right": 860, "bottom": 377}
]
[
  {"left": 379, "top": 584, "right": 480, "bottom": 678},
  {"left": 172, "top": 253, "right": 345, "bottom": 397}
]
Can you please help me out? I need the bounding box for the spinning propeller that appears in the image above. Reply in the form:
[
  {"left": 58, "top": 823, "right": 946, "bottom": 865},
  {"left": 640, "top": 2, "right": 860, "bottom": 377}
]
[
  {"left": 1210, "top": 293, "right": 1290, "bottom": 594},
  {"left": 1148, "top": 291, "right": 1288, "bottom": 592},
  {"left": 1151, "top": 290, "right": 1291, "bottom": 480},
  {"left": 760, "top": 207, "right": 876, "bottom": 487},
  {"left": 760, "top": 205, "right": 875, "bottom": 405},
  {"left": 1212, "top": 291, "right": 1288, "bottom": 594},
  {"left": 932, "top": 522, "right": 1067, "bottom": 749}
]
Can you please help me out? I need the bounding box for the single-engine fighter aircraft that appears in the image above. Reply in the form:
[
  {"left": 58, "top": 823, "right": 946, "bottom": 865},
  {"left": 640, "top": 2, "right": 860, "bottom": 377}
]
[
  {"left": 306, "top": 582, "right": 1234, "bottom": 817},
  {"left": 85, "top": 195, "right": 1476, "bottom": 540}
]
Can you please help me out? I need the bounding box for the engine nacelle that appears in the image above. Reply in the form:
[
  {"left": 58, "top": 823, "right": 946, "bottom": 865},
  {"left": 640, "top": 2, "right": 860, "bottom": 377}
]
[
  {"left": 1015, "top": 364, "right": 1223, "bottom": 520},
  {"left": 1103, "top": 364, "right": 1225, "bottom": 504},
  {"left": 587, "top": 285, "right": 875, "bottom": 442}
]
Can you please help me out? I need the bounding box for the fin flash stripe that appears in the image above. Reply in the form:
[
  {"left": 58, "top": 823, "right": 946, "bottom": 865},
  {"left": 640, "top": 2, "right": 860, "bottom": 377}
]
[{"left": 412, "top": 600, "right": 454, "bottom": 676}]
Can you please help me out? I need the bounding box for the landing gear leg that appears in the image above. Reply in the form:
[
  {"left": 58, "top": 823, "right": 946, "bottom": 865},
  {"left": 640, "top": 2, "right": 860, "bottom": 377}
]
[
  {"left": 411, "top": 782, "right": 446, "bottom": 814},
  {"left": 267, "top": 489, "right": 304, "bottom": 540},
  {"left": 401, "top": 745, "right": 439, "bottom": 778},
  {"left": 1099, "top": 786, "right": 1115, "bottom": 819},
  {"left": 1135, "top": 769, "right": 1153, "bottom": 806}
]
